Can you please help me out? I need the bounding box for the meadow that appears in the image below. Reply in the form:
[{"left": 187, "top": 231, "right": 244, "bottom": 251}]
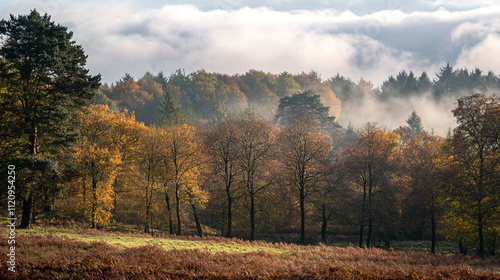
[{"left": 1, "top": 225, "right": 499, "bottom": 279}]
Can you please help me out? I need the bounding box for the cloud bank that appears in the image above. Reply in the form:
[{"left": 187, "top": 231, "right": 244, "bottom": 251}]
[{"left": 2, "top": 0, "right": 499, "bottom": 86}]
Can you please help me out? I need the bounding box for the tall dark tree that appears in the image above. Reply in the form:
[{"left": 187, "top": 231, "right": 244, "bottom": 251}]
[
  {"left": 275, "top": 90, "right": 336, "bottom": 130},
  {"left": 433, "top": 62, "right": 455, "bottom": 98},
  {"left": 417, "top": 72, "right": 433, "bottom": 93},
  {"left": 326, "top": 73, "right": 358, "bottom": 102},
  {"left": 234, "top": 110, "right": 276, "bottom": 240},
  {"left": 154, "top": 71, "right": 169, "bottom": 94},
  {"left": 117, "top": 73, "right": 134, "bottom": 84},
  {"left": 0, "top": 10, "right": 100, "bottom": 228}
]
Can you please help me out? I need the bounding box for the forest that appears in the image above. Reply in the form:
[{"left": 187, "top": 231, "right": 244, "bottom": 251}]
[{"left": 1, "top": 10, "right": 499, "bottom": 262}]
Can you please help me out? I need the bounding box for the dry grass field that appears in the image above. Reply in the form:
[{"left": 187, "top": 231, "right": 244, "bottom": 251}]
[{"left": 1, "top": 227, "right": 499, "bottom": 279}]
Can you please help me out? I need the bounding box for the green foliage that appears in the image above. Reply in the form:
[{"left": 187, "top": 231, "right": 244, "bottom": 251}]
[
  {"left": 157, "top": 90, "right": 181, "bottom": 124},
  {"left": 327, "top": 73, "right": 358, "bottom": 101},
  {"left": 433, "top": 63, "right": 500, "bottom": 99},
  {"left": 276, "top": 71, "right": 301, "bottom": 98},
  {"left": 380, "top": 70, "right": 423, "bottom": 99},
  {"left": 93, "top": 89, "right": 118, "bottom": 111},
  {"left": 0, "top": 10, "right": 100, "bottom": 227},
  {"left": 406, "top": 110, "right": 424, "bottom": 134},
  {"left": 275, "top": 90, "right": 336, "bottom": 129}
]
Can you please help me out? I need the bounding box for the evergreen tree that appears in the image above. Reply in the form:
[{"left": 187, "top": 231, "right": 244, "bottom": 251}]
[
  {"left": 157, "top": 90, "right": 181, "bottom": 125},
  {"left": 406, "top": 111, "right": 424, "bottom": 135},
  {"left": 433, "top": 62, "right": 455, "bottom": 98},
  {"left": 142, "top": 71, "right": 155, "bottom": 81},
  {"left": 0, "top": 10, "right": 100, "bottom": 228},
  {"left": 326, "top": 73, "right": 358, "bottom": 101},
  {"left": 117, "top": 73, "right": 134, "bottom": 84},
  {"left": 154, "top": 71, "right": 169, "bottom": 94},
  {"left": 417, "top": 72, "right": 433, "bottom": 93},
  {"left": 213, "top": 99, "right": 228, "bottom": 123},
  {"left": 275, "top": 90, "right": 336, "bottom": 129}
]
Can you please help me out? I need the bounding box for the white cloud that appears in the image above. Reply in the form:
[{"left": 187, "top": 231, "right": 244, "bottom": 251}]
[
  {"left": 428, "top": 0, "right": 498, "bottom": 10},
  {"left": 456, "top": 33, "right": 500, "bottom": 72},
  {"left": 3, "top": 0, "right": 500, "bottom": 134},
  {"left": 451, "top": 18, "right": 500, "bottom": 43},
  {"left": 1, "top": 1, "right": 499, "bottom": 85}
]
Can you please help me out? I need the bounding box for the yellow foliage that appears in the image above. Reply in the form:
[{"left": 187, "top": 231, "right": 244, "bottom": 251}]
[
  {"left": 162, "top": 124, "right": 208, "bottom": 206},
  {"left": 70, "top": 105, "right": 143, "bottom": 227}
]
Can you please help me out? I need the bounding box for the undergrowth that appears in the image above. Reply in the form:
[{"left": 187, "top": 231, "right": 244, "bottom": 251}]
[{"left": 1, "top": 227, "right": 499, "bottom": 279}]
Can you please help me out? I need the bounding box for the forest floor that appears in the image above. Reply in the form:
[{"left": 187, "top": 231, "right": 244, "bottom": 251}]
[{"left": 1, "top": 225, "right": 500, "bottom": 279}]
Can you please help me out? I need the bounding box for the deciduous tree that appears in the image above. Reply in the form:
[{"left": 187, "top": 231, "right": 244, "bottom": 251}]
[
  {"left": 278, "top": 118, "right": 332, "bottom": 243},
  {"left": 234, "top": 110, "right": 276, "bottom": 240},
  {"left": 163, "top": 123, "right": 206, "bottom": 235},
  {"left": 204, "top": 118, "right": 242, "bottom": 237},
  {"left": 338, "top": 123, "right": 399, "bottom": 247},
  {"left": 446, "top": 93, "right": 500, "bottom": 257},
  {"left": 399, "top": 131, "right": 447, "bottom": 253}
]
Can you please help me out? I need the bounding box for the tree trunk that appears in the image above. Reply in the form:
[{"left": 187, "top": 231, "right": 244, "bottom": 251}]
[
  {"left": 459, "top": 239, "right": 468, "bottom": 255},
  {"left": 91, "top": 174, "right": 98, "bottom": 229},
  {"left": 478, "top": 211, "right": 484, "bottom": 258},
  {"left": 366, "top": 215, "right": 373, "bottom": 248},
  {"left": 175, "top": 182, "right": 182, "bottom": 235},
  {"left": 300, "top": 185, "right": 306, "bottom": 244},
  {"left": 226, "top": 189, "right": 232, "bottom": 237},
  {"left": 321, "top": 204, "right": 328, "bottom": 243},
  {"left": 20, "top": 126, "right": 37, "bottom": 229},
  {"left": 165, "top": 190, "right": 173, "bottom": 234},
  {"left": 359, "top": 183, "right": 367, "bottom": 248},
  {"left": 144, "top": 204, "right": 150, "bottom": 234},
  {"left": 367, "top": 174, "right": 373, "bottom": 248},
  {"left": 112, "top": 179, "right": 118, "bottom": 218},
  {"left": 192, "top": 203, "right": 203, "bottom": 237},
  {"left": 43, "top": 191, "right": 52, "bottom": 213},
  {"left": 20, "top": 195, "right": 33, "bottom": 229},
  {"left": 359, "top": 224, "right": 364, "bottom": 248},
  {"left": 250, "top": 192, "right": 255, "bottom": 241},
  {"left": 431, "top": 211, "right": 436, "bottom": 254}
]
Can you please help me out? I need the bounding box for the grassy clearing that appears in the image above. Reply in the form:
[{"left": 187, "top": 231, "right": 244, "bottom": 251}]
[{"left": 13, "top": 226, "right": 287, "bottom": 255}]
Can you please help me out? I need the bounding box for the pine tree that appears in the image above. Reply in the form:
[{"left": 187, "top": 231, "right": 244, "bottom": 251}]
[
  {"left": 275, "top": 90, "right": 335, "bottom": 129},
  {"left": 406, "top": 111, "right": 424, "bottom": 135},
  {"left": 157, "top": 90, "right": 181, "bottom": 125},
  {"left": 0, "top": 10, "right": 100, "bottom": 228},
  {"left": 434, "top": 62, "right": 455, "bottom": 98}
]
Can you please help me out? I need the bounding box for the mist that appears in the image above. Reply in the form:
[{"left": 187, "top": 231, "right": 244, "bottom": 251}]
[{"left": 338, "top": 92, "right": 457, "bottom": 136}]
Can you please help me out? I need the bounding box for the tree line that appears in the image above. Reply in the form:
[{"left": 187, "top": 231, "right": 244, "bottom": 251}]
[
  {"left": 1, "top": 10, "right": 499, "bottom": 258},
  {"left": 94, "top": 64, "right": 500, "bottom": 127},
  {"left": 96, "top": 68, "right": 342, "bottom": 125}
]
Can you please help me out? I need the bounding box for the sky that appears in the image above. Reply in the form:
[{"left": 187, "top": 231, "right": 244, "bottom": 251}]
[
  {"left": 1, "top": 0, "right": 500, "bottom": 133},
  {"left": 2, "top": 0, "right": 499, "bottom": 85}
]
